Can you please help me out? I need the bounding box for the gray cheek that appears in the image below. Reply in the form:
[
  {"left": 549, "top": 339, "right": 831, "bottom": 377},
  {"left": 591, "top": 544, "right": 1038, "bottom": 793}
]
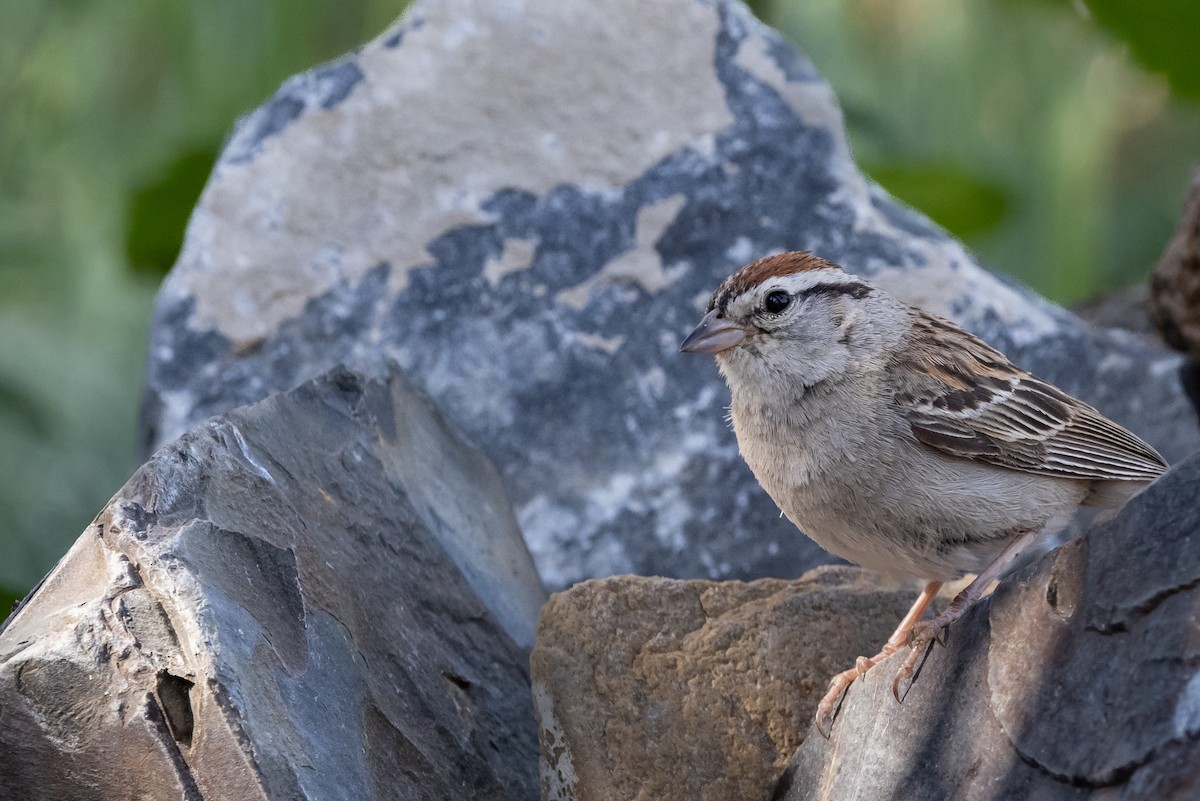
[{"left": 742, "top": 339, "right": 766, "bottom": 357}]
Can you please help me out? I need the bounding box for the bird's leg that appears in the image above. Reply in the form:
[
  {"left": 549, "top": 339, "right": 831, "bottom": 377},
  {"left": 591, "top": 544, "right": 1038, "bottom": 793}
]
[
  {"left": 893, "top": 528, "right": 1042, "bottom": 700},
  {"left": 814, "top": 580, "right": 943, "bottom": 738}
]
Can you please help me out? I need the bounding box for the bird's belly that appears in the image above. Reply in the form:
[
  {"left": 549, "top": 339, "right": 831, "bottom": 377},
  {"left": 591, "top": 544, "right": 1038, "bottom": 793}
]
[{"left": 761, "top": 449, "right": 1087, "bottom": 581}]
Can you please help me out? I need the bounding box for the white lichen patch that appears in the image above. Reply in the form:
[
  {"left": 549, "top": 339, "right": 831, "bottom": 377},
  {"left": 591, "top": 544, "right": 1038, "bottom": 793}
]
[
  {"left": 484, "top": 238, "right": 538, "bottom": 287},
  {"left": 570, "top": 331, "right": 626, "bottom": 354},
  {"left": 724, "top": 236, "right": 757, "bottom": 267}
]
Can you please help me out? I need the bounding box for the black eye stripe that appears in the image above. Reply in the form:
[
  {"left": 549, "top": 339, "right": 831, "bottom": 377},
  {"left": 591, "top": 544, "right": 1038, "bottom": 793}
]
[{"left": 798, "top": 282, "right": 873, "bottom": 300}]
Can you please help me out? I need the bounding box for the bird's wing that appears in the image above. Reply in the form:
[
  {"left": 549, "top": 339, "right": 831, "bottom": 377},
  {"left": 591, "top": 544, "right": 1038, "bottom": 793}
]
[{"left": 890, "top": 311, "right": 1168, "bottom": 481}]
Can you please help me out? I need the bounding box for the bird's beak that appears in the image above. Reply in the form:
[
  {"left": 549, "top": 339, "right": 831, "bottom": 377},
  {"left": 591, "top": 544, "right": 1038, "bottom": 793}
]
[{"left": 680, "top": 309, "right": 748, "bottom": 354}]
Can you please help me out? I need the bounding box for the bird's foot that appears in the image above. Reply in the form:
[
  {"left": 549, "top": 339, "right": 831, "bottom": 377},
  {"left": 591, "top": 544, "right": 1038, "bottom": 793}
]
[
  {"left": 891, "top": 603, "right": 966, "bottom": 700},
  {"left": 814, "top": 645, "right": 898, "bottom": 738}
]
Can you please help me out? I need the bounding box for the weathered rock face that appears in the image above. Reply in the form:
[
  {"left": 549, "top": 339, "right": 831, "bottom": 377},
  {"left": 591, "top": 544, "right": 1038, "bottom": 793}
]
[
  {"left": 1150, "top": 168, "right": 1200, "bottom": 360},
  {"left": 1073, "top": 284, "right": 1155, "bottom": 339},
  {"left": 780, "top": 453, "right": 1200, "bottom": 801},
  {"left": 141, "top": 0, "right": 1200, "bottom": 591},
  {"left": 530, "top": 568, "right": 918, "bottom": 801},
  {"left": 0, "top": 366, "right": 543, "bottom": 800}
]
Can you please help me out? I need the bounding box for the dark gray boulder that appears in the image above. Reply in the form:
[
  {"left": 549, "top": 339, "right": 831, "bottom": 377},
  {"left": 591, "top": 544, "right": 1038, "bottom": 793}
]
[
  {"left": 141, "top": 0, "right": 1199, "bottom": 590},
  {"left": 0, "top": 365, "right": 543, "bottom": 800},
  {"left": 780, "top": 452, "right": 1200, "bottom": 801}
]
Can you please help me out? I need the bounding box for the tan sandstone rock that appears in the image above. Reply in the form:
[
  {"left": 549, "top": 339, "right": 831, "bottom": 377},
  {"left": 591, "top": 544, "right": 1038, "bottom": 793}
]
[{"left": 530, "top": 567, "right": 918, "bottom": 801}]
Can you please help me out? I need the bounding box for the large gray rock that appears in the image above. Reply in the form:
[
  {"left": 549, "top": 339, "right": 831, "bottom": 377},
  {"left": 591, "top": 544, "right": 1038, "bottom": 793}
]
[
  {"left": 0, "top": 365, "right": 543, "bottom": 800},
  {"left": 780, "top": 453, "right": 1200, "bottom": 801},
  {"left": 141, "top": 0, "right": 1199, "bottom": 589}
]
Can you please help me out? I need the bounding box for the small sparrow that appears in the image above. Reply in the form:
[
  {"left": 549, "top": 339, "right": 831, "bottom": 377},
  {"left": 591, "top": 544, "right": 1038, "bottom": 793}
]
[{"left": 680, "top": 252, "right": 1168, "bottom": 736}]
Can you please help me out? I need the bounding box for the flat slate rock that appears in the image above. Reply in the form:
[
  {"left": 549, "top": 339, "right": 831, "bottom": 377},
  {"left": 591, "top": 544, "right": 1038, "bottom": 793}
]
[
  {"left": 0, "top": 366, "right": 543, "bottom": 800},
  {"left": 141, "top": 0, "right": 1200, "bottom": 589},
  {"left": 781, "top": 453, "right": 1200, "bottom": 801}
]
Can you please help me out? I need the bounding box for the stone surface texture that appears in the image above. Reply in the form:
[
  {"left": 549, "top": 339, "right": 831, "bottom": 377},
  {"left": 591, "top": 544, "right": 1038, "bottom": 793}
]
[
  {"left": 0, "top": 366, "right": 543, "bottom": 800},
  {"left": 141, "top": 0, "right": 1200, "bottom": 592},
  {"left": 529, "top": 568, "right": 918, "bottom": 801},
  {"left": 1072, "top": 284, "right": 1155, "bottom": 340},
  {"left": 1150, "top": 167, "right": 1200, "bottom": 360},
  {"left": 780, "top": 453, "right": 1200, "bottom": 801}
]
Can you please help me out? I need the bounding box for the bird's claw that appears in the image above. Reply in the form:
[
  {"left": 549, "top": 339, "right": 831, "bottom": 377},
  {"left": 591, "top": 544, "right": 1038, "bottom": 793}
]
[
  {"left": 813, "top": 661, "right": 870, "bottom": 739},
  {"left": 814, "top": 708, "right": 834, "bottom": 740},
  {"left": 892, "top": 619, "right": 949, "bottom": 701},
  {"left": 891, "top": 641, "right": 926, "bottom": 701},
  {"left": 891, "top": 667, "right": 911, "bottom": 702}
]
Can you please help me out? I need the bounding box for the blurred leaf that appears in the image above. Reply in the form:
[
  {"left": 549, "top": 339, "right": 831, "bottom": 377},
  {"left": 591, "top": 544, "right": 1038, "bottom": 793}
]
[
  {"left": 125, "top": 146, "right": 218, "bottom": 277},
  {"left": 1019, "top": 0, "right": 1200, "bottom": 98},
  {"left": 864, "top": 162, "right": 1011, "bottom": 239},
  {"left": 1079, "top": 1, "right": 1200, "bottom": 100},
  {"left": 0, "top": 375, "right": 53, "bottom": 438}
]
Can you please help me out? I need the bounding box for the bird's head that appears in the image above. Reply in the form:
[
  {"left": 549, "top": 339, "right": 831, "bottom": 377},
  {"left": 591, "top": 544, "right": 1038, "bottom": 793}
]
[{"left": 681, "top": 252, "right": 901, "bottom": 392}]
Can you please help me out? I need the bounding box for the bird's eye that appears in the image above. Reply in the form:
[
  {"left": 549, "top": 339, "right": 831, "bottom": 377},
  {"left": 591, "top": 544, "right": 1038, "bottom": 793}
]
[{"left": 763, "top": 290, "right": 792, "bottom": 314}]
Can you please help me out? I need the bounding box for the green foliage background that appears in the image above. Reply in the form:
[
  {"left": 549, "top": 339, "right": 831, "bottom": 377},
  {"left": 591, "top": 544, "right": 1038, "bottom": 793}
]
[{"left": 1, "top": 0, "right": 1197, "bottom": 607}]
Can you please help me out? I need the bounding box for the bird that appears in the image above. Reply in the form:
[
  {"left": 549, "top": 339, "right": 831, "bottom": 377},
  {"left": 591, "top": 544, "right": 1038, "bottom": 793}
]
[{"left": 679, "top": 251, "right": 1168, "bottom": 737}]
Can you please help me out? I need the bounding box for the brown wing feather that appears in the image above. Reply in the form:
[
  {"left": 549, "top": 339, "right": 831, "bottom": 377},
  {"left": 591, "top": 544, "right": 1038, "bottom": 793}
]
[{"left": 891, "top": 311, "right": 1168, "bottom": 481}]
